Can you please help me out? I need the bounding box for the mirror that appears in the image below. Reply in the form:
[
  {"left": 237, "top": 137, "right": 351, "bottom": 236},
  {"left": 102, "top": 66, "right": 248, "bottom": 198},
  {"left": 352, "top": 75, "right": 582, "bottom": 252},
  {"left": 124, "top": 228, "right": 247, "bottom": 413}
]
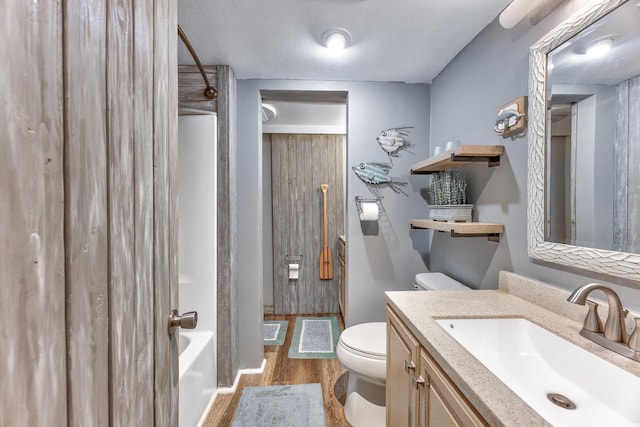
[{"left": 528, "top": 0, "right": 640, "bottom": 282}]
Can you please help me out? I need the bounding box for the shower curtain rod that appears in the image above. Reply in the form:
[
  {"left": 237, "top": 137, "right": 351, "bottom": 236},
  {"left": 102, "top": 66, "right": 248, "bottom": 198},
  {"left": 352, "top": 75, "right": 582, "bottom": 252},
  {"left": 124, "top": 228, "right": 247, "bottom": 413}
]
[{"left": 178, "top": 25, "right": 217, "bottom": 100}]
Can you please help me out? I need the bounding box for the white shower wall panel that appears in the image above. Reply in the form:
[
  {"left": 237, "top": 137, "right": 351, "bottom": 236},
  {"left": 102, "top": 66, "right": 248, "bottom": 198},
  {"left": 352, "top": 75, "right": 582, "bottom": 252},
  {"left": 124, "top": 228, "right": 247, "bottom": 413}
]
[
  {"left": 178, "top": 109, "right": 217, "bottom": 426},
  {"left": 178, "top": 110, "right": 217, "bottom": 333}
]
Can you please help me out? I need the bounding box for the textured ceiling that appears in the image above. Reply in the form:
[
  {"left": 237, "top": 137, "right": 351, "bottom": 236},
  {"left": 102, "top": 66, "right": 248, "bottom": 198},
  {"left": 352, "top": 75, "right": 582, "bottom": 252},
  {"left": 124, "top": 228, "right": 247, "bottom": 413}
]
[{"left": 178, "top": 0, "right": 512, "bottom": 84}]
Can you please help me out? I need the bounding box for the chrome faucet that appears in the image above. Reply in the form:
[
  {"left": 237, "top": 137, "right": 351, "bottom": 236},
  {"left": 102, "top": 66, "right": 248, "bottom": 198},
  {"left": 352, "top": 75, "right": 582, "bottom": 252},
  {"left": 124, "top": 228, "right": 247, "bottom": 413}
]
[{"left": 568, "top": 283, "right": 640, "bottom": 362}]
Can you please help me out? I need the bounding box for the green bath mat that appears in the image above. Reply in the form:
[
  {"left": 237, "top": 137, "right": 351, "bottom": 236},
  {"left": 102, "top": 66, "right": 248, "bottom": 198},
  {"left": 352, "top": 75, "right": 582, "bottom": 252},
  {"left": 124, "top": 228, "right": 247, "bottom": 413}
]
[
  {"left": 264, "top": 320, "right": 288, "bottom": 346},
  {"left": 288, "top": 316, "right": 340, "bottom": 359}
]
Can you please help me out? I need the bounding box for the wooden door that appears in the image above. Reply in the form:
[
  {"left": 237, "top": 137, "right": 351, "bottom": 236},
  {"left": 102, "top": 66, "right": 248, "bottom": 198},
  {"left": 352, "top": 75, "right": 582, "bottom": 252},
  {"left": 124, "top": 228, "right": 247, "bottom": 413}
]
[
  {"left": 1, "top": 0, "right": 178, "bottom": 424},
  {"left": 1, "top": 2, "right": 67, "bottom": 425},
  {"left": 271, "top": 134, "right": 345, "bottom": 314},
  {"left": 387, "top": 308, "right": 420, "bottom": 427}
]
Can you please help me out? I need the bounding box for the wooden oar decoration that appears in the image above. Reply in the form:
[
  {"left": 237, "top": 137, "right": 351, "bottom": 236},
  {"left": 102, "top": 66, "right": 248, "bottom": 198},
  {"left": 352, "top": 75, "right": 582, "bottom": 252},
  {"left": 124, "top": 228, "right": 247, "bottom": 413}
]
[{"left": 319, "top": 184, "right": 333, "bottom": 280}]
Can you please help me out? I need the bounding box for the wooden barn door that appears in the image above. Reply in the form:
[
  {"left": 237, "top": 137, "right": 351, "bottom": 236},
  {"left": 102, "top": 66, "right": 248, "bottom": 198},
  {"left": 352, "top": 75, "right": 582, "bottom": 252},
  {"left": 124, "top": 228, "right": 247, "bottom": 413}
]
[{"left": 271, "top": 134, "right": 345, "bottom": 314}]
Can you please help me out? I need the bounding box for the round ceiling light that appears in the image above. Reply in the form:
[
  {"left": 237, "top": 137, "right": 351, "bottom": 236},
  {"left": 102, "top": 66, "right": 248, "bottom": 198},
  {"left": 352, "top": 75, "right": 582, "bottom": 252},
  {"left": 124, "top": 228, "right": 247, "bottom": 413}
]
[{"left": 321, "top": 28, "right": 351, "bottom": 50}]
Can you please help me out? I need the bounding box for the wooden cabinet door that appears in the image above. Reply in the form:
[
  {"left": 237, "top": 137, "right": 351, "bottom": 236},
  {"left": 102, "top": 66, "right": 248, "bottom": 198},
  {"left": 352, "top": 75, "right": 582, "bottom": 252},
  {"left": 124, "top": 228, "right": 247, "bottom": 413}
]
[
  {"left": 418, "top": 349, "right": 487, "bottom": 427},
  {"left": 387, "top": 308, "right": 420, "bottom": 427}
]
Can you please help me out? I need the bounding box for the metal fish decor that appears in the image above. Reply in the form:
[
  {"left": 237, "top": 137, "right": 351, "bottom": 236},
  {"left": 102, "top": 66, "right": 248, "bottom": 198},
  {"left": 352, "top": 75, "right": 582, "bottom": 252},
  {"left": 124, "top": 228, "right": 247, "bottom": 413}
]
[
  {"left": 352, "top": 162, "right": 407, "bottom": 197},
  {"left": 376, "top": 126, "right": 414, "bottom": 157}
]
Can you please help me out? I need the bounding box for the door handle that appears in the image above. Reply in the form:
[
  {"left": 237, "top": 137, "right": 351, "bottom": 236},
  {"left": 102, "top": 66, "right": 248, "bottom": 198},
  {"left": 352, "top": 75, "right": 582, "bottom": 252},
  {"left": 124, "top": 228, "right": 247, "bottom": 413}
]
[{"left": 168, "top": 309, "right": 198, "bottom": 335}]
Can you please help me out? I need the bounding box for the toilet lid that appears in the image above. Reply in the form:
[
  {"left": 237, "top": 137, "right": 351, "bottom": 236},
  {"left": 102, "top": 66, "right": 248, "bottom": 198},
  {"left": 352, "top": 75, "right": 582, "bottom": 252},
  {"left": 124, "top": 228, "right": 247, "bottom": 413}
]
[{"left": 339, "top": 322, "right": 386, "bottom": 357}]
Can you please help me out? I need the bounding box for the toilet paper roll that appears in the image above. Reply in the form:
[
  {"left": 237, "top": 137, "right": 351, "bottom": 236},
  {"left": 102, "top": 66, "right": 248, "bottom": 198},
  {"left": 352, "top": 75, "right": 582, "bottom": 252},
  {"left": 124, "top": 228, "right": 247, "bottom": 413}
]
[
  {"left": 359, "top": 202, "right": 379, "bottom": 221},
  {"left": 288, "top": 263, "right": 299, "bottom": 280}
]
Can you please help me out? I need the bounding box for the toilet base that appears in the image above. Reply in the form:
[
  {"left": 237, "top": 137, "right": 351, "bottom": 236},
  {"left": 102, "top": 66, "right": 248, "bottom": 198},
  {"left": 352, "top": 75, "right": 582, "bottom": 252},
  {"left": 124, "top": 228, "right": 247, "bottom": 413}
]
[{"left": 343, "top": 373, "right": 386, "bottom": 427}]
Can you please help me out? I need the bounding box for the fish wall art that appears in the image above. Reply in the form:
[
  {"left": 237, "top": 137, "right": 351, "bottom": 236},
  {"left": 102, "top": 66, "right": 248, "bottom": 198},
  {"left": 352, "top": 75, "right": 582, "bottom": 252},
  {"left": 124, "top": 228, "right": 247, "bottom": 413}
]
[
  {"left": 352, "top": 162, "right": 407, "bottom": 197},
  {"left": 376, "top": 126, "right": 414, "bottom": 160}
]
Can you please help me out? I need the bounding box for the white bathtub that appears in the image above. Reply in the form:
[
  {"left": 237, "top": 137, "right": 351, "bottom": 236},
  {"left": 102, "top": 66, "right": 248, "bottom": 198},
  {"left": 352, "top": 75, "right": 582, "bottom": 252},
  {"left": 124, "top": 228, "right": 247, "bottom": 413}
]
[{"left": 179, "top": 331, "right": 216, "bottom": 427}]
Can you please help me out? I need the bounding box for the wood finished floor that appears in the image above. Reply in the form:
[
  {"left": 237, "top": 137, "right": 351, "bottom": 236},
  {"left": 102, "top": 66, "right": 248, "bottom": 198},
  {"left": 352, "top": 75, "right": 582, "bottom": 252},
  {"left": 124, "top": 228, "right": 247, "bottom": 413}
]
[{"left": 203, "top": 314, "right": 350, "bottom": 427}]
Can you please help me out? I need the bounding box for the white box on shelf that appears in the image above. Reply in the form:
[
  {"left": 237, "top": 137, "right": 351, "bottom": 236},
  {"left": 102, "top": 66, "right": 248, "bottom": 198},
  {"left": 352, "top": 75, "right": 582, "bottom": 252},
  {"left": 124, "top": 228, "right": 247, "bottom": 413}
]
[{"left": 428, "top": 204, "right": 473, "bottom": 222}]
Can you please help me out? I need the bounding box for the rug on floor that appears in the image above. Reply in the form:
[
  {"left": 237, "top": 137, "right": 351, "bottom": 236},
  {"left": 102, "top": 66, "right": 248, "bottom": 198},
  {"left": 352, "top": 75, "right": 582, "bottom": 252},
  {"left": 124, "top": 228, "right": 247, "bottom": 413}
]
[
  {"left": 288, "top": 316, "right": 339, "bottom": 359},
  {"left": 231, "top": 383, "right": 326, "bottom": 427},
  {"left": 263, "top": 320, "right": 288, "bottom": 346}
]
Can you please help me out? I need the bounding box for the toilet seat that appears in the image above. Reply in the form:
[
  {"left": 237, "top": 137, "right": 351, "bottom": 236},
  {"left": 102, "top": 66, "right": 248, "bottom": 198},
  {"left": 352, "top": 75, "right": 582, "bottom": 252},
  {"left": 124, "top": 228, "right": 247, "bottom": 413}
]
[{"left": 339, "top": 322, "right": 386, "bottom": 360}]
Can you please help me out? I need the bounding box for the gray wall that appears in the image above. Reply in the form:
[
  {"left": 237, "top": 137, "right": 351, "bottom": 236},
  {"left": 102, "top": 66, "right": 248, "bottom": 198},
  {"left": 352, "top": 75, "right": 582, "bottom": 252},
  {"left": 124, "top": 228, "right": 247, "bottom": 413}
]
[
  {"left": 428, "top": 0, "right": 640, "bottom": 308},
  {"left": 237, "top": 80, "right": 431, "bottom": 368}
]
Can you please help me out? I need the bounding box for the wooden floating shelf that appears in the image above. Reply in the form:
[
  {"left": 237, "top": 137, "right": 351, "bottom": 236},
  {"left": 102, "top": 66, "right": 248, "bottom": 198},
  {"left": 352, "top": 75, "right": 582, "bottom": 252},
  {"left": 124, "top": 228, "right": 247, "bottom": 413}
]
[
  {"left": 409, "top": 219, "right": 504, "bottom": 242},
  {"left": 410, "top": 145, "right": 505, "bottom": 174}
]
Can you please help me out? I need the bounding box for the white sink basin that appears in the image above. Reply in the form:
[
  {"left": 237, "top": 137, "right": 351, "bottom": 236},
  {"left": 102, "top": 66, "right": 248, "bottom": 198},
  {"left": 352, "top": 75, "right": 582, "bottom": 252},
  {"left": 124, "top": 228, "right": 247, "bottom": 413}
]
[{"left": 436, "top": 317, "right": 640, "bottom": 426}]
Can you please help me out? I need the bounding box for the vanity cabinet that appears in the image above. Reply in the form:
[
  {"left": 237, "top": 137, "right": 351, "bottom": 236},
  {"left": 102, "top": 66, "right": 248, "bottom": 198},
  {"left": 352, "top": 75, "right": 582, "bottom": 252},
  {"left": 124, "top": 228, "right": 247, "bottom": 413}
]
[
  {"left": 387, "top": 307, "right": 487, "bottom": 427},
  {"left": 409, "top": 145, "right": 504, "bottom": 240},
  {"left": 387, "top": 307, "right": 420, "bottom": 427}
]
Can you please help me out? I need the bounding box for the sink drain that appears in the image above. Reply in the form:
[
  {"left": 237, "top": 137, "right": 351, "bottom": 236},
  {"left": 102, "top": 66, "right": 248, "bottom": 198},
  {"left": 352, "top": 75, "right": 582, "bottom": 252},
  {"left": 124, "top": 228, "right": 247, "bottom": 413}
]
[{"left": 547, "top": 393, "right": 576, "bottom": 410}]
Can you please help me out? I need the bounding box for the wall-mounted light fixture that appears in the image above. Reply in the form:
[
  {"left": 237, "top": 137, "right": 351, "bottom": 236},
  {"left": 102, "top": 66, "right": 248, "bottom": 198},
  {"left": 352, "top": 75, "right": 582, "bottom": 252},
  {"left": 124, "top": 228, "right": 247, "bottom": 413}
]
[
  {"left": 499, "top": 0, "right": 541, "bottom": 29},
  {"left": 321, "top": 28, "right": 351, "bottom": 50},
  {"left": 261, "top": 103, "right": 277, "bottom": 122}
]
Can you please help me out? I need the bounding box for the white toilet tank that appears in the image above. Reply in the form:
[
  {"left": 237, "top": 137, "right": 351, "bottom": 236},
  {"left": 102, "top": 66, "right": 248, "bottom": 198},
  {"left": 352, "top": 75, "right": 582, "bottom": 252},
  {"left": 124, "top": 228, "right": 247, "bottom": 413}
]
[{"left": 414, "top": 272, "right": 470, "bottom": 291}]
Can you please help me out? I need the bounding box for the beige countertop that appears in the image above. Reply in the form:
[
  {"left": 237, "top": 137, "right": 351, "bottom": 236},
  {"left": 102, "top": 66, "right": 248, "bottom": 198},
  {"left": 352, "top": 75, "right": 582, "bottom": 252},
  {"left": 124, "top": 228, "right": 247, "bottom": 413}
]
[{"left": 385, "top": 272, "right": 640, "bottom": 427}]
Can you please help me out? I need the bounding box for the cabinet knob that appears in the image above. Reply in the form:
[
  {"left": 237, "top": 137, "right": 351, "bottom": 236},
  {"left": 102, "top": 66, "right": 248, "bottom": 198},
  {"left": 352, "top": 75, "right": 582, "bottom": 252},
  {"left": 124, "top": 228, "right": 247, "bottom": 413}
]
[
  {"left": 404, "top": 360, "right": 416, "bottom": 373},
  {"left": 412, "top": 374, "right": 426, "bottom": 389}
]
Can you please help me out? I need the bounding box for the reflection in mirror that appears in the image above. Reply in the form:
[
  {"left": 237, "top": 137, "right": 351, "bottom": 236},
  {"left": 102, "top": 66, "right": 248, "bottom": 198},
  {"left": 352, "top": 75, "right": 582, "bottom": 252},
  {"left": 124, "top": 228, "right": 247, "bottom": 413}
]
[
  {"left": 528, "top": 0, "right": 640, "bottom": 282},
  {"left": 545, "top": 0, "right": 640, "bottom": 253}
]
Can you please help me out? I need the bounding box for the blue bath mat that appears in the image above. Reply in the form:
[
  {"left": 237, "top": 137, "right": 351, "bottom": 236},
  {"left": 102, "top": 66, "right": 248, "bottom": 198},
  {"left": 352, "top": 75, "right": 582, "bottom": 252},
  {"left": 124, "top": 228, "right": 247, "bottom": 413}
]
[
  {"left": 231, "top": 383, "right": 325, "bottom": 427},
  {"left": 288, "top": 316, "right": 339, "bottom": 359},
  {"left": 263, "top": 320, "right": 288, "bottom": 346}
]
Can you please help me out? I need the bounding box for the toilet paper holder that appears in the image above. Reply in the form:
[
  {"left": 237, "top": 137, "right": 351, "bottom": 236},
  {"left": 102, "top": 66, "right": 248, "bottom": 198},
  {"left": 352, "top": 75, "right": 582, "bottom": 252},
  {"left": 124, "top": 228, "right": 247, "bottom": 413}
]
[
  {"left": 355, "top": 196, "right": 384, "bottom": 220},
  {"left": 284, "top": 255, "right": 303, "bottom": 266},
  {"left": 285, "top": 255, "right": 303, "bottom": 281}
]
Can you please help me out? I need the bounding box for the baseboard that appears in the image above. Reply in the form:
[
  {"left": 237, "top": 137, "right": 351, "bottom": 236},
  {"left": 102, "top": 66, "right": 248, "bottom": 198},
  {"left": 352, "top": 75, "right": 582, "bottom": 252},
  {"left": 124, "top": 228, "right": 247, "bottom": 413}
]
[
  {"left": 196, "top": 392, "right": 218, "bottom": 427},
  {"left": 263, "top": 305, "right": 274, "bottom": 315},
  {"left": 217, "top": 359, "right": 267, "bottom": 395},
  {"left": 241, "top": 358, "right": 267, "bottom": 375}
]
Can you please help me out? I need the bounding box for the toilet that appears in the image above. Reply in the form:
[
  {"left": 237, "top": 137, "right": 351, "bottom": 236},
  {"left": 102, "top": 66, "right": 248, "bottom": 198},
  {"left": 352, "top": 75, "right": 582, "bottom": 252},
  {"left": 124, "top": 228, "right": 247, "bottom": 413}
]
[{"left": 336, "top": 272, "right": 470, "bottom": 427}]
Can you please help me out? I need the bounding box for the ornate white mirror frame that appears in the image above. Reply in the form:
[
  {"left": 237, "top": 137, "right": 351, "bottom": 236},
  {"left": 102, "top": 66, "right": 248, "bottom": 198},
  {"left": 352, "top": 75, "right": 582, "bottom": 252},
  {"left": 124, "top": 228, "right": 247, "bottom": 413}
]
[{"left": 528, "top": 0, "right": 640, "bottom": 282}]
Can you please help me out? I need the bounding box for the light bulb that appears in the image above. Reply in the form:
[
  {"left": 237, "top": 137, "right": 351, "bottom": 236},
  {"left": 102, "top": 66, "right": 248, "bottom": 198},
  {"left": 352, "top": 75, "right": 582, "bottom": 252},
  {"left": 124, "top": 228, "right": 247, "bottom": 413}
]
[
  {"left": 585, "top": 38, "right": 613, "bottom": 57},
  {"left": 326, "top": 32, "right": 346, "bottom": 50},
  {"left": 321, "top": 29, "right": 351, "bottom": 51}
]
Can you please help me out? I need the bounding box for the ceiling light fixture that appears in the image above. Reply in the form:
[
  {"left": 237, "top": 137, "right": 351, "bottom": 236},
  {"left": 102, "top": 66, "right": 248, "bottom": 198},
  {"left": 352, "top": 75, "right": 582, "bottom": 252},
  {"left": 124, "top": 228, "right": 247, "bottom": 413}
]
[
  {"left": 321, "top": 28, "right": 351, "bottom": 50},
  {"left": 261, "top": 103, "right": 277, "bottom": 122}
]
